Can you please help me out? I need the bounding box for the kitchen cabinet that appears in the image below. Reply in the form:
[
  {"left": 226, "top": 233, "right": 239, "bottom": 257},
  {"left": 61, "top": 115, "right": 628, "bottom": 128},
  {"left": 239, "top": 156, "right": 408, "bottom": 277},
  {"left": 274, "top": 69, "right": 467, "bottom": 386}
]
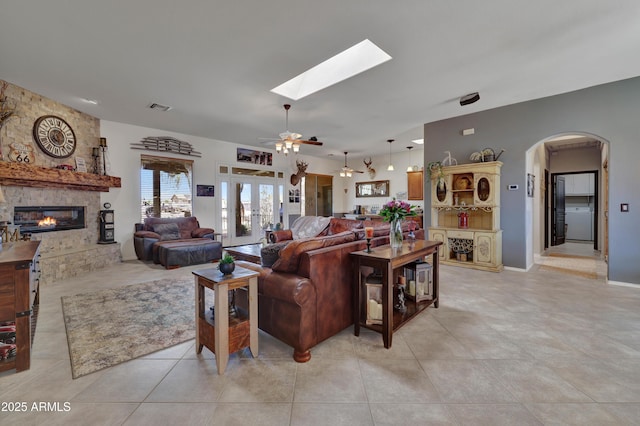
[{"left": 407, "top": 170, "right": 424, "bottom": 200}]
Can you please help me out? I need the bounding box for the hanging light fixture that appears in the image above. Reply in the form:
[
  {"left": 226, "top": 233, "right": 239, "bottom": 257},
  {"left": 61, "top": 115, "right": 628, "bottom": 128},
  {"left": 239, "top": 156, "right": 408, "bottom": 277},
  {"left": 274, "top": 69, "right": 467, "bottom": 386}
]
[
  {"left": 387, "top": 139, "right": 395, "bottom": 171},
  {"left": 406, "top": 146, "right": 414, "bottom": 171}
]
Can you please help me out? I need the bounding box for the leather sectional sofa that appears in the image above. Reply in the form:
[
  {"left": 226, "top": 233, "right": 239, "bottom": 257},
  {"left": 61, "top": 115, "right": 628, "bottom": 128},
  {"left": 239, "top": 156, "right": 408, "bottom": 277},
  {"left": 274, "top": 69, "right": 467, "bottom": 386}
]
[{"left": 236, "top": 217, "right": 424, "bottom": 362}]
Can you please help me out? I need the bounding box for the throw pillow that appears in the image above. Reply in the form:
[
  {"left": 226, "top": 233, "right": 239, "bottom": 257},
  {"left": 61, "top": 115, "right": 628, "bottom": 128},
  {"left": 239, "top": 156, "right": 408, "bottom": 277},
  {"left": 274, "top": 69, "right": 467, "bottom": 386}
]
[
  {"left": 153, "top": 223, "right": 181, "bottom": 241},
  {"left": 327, "top": 218, "right": 364, "bottom": 235},
  {"left": 271, "top": 230, "right": 356, "bottom": 273},
  {"left": 260, "top": 241, "right": 290, "bottom": 267}
]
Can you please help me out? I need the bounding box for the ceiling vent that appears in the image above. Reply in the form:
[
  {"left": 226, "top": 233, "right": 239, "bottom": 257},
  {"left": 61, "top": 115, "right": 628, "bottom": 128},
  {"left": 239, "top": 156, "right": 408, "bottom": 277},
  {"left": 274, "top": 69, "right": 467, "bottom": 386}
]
[{"left": 148, "top": 103, "right": 172, "bottom": 112}]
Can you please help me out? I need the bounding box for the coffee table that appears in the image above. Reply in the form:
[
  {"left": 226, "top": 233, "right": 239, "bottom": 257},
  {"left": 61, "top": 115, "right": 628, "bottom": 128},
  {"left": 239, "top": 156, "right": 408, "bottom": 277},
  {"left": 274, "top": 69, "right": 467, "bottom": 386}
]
[{"left": 225, "top": 243, "right": 262, "bottom": 264}]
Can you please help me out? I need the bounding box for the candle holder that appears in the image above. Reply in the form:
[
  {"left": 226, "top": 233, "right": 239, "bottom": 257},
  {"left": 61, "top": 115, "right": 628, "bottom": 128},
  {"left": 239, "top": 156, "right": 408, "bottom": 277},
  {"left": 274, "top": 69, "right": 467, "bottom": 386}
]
[{"left": 364, "top": 226, "right": 374, "bottom": 252}]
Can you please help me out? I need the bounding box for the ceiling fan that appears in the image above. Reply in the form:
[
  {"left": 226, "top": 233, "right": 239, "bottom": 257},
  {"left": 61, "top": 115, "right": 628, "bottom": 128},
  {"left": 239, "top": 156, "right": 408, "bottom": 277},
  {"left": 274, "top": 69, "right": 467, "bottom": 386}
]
[
  {"left": 260, "top": 104, "right": 323, "bottom": 154},
  {"left": 338, "top": 151, "right": 364, "bottom": 177}
]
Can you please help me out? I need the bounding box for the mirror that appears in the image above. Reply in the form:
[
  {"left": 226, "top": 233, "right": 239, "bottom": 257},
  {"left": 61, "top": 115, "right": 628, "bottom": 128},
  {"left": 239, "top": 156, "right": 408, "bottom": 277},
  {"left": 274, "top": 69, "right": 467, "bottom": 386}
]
[{"left": 356, "top": 180, "right": 390, "bottom": 198}]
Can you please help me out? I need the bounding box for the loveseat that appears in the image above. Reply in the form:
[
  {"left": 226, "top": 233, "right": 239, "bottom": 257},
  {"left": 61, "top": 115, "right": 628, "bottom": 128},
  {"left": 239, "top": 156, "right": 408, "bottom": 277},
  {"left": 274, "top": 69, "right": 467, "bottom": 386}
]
[
  {"left": 133, "top": 217, "right": 222, "bottom": 268},
  {"left": 236, "top": 217, "right": 424, "bottom": 362}
]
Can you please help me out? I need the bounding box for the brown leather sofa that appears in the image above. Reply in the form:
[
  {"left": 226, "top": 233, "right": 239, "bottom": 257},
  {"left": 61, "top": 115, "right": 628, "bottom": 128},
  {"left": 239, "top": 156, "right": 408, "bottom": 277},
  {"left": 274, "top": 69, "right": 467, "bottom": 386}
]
[
  {"left": 236, "top": 217, "right": 424, "bottom": 362},
  {"left": 133, "top": 217, "right": 222, "bottom": 268}
]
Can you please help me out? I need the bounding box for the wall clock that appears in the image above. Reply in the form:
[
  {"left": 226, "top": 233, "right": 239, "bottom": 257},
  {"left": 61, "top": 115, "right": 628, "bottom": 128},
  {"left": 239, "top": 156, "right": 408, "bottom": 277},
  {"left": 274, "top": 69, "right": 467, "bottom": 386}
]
[{"left": 32, "top": 115, "right": 77, "bottom": 158}]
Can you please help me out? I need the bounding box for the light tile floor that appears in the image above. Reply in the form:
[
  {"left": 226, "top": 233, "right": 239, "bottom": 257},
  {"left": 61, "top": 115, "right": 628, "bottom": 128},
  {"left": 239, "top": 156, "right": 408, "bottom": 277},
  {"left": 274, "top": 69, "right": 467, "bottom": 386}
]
[{"left": 1, "top": 256, "right": 639, "bottom": 425}]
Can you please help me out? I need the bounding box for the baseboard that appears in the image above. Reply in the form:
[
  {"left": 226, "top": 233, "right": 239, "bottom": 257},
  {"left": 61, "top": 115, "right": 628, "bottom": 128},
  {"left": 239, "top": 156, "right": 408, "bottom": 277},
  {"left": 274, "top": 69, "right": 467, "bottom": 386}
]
[
  {"left": 504, "top": 266, "right": 528, "bottom": 272},
  {"left": 607, "top": 280, "right": 640, "bottom": 289}
]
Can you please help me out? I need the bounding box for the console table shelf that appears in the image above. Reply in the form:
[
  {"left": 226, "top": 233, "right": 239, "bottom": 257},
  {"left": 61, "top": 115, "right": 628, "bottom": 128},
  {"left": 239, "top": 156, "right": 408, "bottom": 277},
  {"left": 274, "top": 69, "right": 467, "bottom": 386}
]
[{"left": 350, "top": 240, "right": 442, "bottom": 348}]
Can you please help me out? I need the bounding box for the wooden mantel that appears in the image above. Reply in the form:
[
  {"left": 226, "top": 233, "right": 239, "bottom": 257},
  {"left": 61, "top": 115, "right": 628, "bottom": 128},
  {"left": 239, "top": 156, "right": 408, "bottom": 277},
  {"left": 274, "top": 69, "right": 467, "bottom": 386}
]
[{"left": 0, "top": 162, "right": 121, "bottom": 192}]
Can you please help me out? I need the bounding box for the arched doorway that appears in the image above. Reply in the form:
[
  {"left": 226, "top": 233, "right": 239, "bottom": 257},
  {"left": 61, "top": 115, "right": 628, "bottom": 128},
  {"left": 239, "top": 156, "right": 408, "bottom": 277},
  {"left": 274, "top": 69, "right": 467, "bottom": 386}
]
[{"left": 526, "top": 132, "right": 609, "bottom": 280}]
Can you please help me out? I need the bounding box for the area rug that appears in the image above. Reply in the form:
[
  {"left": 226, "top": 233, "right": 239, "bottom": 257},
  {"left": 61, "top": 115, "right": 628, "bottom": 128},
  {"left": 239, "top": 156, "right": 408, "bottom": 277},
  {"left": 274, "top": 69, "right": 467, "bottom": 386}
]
[
  {"left": 538, "top": 253, "right": 599, "bottom": 279},
  {"left": 62, "top": 277, "right": 195, "bottom": 378}
]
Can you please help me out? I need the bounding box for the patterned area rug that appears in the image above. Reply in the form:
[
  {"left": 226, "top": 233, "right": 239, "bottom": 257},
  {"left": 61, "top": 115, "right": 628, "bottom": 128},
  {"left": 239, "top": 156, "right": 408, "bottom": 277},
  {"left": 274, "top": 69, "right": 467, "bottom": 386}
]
[
  {"left": 538, "top": 253, "right": 599, "bottom": 279},
  {"left": 62, "top": 277, "right": 195, "bottom": 378}
]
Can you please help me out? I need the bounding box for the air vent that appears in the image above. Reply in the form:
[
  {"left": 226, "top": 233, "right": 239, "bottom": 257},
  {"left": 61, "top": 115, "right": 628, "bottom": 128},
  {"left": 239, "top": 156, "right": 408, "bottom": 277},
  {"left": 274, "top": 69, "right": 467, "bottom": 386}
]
[{"left": 148, "top": 103, "right": 172, "bottom": 112}]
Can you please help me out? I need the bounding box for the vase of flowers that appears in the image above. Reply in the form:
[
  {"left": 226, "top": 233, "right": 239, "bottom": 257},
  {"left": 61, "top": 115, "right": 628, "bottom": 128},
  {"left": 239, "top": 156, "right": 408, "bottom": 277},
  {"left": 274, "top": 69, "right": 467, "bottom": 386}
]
[{"left": 379, "top": 198, "right": 418, "bottom": 249}]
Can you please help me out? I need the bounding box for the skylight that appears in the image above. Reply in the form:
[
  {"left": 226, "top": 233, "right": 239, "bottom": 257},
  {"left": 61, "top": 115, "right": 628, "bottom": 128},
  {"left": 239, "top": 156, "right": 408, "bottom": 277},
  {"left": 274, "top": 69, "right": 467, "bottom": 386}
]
[
  {"left": 412, "top": 139, "right": 424, "bottom": 145},
  {"left": 271, "top": 39, "right": 392, "bottom": 101}
]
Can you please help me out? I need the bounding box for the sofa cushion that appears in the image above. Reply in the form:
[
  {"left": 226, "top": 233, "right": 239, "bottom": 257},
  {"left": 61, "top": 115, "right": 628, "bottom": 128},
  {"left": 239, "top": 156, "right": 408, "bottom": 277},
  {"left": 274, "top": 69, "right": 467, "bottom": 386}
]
[
  {"left": 327, "top": 218, "right": 364, "bottom": 236},
  {"left": 145, "top": 216, "right": 200, "bottom": 239},
  {"left": 153, "top": 223, "right": 181, "bottom": 241},
  {"left": 272, "top": 231, "right": 356, "bottom": 273}
]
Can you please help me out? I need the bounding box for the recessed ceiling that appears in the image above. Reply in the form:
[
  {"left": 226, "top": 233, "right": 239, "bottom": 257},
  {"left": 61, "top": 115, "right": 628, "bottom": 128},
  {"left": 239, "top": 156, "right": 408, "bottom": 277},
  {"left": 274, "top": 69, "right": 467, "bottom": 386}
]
[{"left": 1, "top": 1, "right": 639, "bottom": 158}]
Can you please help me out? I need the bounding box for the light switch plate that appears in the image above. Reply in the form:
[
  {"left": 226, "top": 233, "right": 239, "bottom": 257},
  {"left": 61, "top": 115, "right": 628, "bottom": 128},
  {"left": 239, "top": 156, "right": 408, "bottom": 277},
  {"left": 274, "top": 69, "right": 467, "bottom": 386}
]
[{"left": 621, "top": 203, "right": 629, "bottom": 212}]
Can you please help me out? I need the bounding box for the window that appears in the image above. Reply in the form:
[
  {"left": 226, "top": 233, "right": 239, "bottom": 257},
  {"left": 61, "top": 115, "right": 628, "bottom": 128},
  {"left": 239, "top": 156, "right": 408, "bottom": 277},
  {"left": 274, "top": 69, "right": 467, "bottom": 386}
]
[{"left": 140, "top": 155, "right": 193, "bottom": 221}]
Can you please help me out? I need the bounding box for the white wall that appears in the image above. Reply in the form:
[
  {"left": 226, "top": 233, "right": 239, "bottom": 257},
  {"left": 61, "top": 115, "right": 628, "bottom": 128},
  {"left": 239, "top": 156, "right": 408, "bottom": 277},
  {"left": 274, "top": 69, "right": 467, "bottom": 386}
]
[
  {"left": 100, "top": 120, "right": 344, "bottom": 260},
  {"left": 339, "top": 148, "right": 425, "bottom": 214}
]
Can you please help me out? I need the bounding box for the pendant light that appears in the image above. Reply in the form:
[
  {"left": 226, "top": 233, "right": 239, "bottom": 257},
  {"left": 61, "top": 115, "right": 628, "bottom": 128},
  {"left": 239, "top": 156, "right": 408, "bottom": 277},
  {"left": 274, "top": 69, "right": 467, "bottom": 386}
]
[
  {"left": 406, "top": 146, "right": 414, "bottom": 171},
  {"left": 386, "top": 139, "right": 395, "bottom": 171}
]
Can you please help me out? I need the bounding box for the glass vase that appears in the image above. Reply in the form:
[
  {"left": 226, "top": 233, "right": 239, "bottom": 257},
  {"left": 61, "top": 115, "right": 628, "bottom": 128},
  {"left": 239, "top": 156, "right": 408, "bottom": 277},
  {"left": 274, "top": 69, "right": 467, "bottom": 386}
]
[{"left": 389, "top": 219, "right": 403, "bottom": 249}]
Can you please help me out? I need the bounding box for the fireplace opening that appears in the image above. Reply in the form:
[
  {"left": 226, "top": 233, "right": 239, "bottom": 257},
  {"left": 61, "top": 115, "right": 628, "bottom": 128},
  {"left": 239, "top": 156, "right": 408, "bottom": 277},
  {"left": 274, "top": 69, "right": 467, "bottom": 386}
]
[{"left": 14, "top": 206, "right": 86, "bottom": 233}]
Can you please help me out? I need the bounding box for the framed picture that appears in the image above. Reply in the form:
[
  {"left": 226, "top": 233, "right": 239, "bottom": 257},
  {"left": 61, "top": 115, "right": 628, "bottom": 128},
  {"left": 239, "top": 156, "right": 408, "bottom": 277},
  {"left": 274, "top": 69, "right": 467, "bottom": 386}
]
[
  {"left": 196, "top": 185, "right": 215, "bottom": 197},
  {"left": 527, "top": 173, "right": 535, "bottom": 197},
  {"left": 75, "top": 157, "right": 87, "bottom": 173},
  {"left": 237, "top": 148, "right": 273, "bottom": 166},
  {"left": 356, "top": 180, "right": 390, "bottom": 198}
]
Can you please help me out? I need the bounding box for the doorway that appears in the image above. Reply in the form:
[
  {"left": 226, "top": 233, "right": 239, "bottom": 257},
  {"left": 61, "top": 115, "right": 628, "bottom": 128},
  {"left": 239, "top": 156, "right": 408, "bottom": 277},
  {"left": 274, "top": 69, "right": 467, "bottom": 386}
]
[
  {"left": 551, "top": 171, "right": 598, "bottom": 250},
  {"left": 528, "top": 133, "right": 608, "bottom": 280},
  {"left": 228, "top": 177, "right": 278, "bottom": 246}
]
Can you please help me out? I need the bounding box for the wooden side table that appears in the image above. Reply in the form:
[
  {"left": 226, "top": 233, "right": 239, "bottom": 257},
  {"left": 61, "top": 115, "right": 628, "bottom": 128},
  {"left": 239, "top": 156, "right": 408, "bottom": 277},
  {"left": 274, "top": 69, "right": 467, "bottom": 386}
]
[
  {"left": 193, "top": 265, "right": 259, "bottom": 374},
  {"left": 350, "top": 239, "right": 442, "bottom": 348}
]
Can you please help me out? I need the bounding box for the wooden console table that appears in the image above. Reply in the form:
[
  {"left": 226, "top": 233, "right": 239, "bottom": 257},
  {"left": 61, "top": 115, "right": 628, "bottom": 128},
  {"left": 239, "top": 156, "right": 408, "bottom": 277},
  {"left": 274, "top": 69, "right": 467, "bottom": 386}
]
[
  {"left": 193, "top": 265, "right": 258, "bottom": 374},
  {"left": 350, "top": 239, "right": 442, "bottom": 348}
]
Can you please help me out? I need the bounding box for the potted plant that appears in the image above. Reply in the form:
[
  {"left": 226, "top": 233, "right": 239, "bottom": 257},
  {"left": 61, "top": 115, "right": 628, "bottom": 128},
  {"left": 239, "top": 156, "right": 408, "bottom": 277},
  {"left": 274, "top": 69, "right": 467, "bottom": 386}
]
[
  {"left": 218, "top": 252, "right": 235, "bottom": 275},
  {"left": 426, "top": 161, "right": 445, "bottom": 189}
]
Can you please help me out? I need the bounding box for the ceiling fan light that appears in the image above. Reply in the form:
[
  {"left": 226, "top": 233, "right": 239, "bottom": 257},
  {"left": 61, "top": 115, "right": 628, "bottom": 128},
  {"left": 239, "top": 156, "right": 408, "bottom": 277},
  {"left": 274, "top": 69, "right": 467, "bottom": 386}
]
[
  {"left": 292, "top": 143, "right": 300, "bottom": 153},
  {"left": 387, "top": 164, "right": 395, "bottom": 171},
  {"left": 285, "top": 140, "right": 293, "bottom": 149},
  {"left": 340, "top": 171, "right": 346, "bottom": 177},
  {"left": 275, "top": 142, "right": 283, "bottom": 152},
  {"left": 346, "top": 171, "right": 352, "bottom": 177}
]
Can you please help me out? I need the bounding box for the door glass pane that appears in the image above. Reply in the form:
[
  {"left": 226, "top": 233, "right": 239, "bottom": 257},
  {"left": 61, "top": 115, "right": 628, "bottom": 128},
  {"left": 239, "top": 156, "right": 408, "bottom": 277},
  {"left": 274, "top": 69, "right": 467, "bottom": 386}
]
[
  {"left": 259, "top": 184, "right": 275, "bottom": 231},
  {"left": 235, "top": 182, "right": 251, "bottom": 237},
  {"left": 278, "top": 184, "right": 284, "bottom": 226},
  {"left": 220, "top": 181, "right": 228, "bottom": 239}
]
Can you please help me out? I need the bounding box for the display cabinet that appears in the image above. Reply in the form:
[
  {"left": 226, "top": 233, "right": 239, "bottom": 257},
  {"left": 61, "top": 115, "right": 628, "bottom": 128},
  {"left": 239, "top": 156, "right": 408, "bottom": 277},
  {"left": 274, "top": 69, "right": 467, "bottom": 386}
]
[{"left": 428, "top": 161, "right": 503, "bottom": 272}]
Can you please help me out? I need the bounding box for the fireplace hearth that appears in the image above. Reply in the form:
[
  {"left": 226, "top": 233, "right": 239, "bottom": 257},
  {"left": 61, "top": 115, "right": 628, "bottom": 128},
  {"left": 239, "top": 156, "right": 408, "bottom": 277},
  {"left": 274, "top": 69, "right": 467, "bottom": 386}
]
[{"left": 14, "top": 206, "right": 86, "bottom": 233}]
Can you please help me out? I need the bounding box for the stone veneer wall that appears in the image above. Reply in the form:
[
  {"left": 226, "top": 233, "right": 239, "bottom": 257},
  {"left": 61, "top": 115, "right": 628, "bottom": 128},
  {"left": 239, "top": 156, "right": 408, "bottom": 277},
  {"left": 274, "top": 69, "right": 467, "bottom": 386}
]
[{"left": 1, "top": 80, "right": 121, "bottom": 284}]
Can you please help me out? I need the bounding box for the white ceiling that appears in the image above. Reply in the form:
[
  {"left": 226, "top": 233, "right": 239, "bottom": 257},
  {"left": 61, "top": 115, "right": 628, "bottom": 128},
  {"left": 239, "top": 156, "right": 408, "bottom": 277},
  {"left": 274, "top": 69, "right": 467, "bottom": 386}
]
[{"left": 2, "top": 1, "right": 640, "bottom": 159}]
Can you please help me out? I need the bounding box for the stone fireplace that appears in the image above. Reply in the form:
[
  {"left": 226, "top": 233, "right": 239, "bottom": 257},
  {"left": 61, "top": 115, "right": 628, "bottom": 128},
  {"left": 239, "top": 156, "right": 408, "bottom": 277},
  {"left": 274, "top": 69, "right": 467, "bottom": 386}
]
[{"left": 0, "top": 167, "right": 122, "bottom": 285}]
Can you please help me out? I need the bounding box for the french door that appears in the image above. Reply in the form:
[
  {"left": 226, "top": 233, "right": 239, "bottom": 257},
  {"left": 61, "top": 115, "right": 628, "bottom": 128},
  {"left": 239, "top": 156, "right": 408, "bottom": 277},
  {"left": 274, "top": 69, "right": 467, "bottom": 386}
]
[{"left": 227, "top": 178, "right": 278, "bottom": 246}]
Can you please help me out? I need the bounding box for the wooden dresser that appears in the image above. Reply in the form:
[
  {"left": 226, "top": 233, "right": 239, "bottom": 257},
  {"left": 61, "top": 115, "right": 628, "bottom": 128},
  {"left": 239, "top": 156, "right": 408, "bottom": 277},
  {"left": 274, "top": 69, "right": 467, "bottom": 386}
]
[{"left": 0, "top": 241, "right": 41, "bottom": 373}]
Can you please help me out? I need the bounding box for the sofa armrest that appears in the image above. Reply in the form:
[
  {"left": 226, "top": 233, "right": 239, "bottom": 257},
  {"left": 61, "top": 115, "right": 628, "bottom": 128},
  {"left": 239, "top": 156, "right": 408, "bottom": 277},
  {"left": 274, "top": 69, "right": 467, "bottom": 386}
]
[
  {"left": 270, "top": 230, "right": 293, "bottom": 243},
  {"left": 192, "top": 227, "right": 215, "bottom": 238},
  {"left": 134, "top": 223, "right": 144, "bottom": 232},
  {"left": 134, "top": 230, "right": 161, "bottom": 239}
]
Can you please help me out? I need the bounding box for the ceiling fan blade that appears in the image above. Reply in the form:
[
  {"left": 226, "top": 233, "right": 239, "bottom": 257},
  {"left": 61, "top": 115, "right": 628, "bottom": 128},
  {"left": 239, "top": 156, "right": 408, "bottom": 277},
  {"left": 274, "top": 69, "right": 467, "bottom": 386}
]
[{"left": 298, "top": 139, "right": 323, "bottom": 146}]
